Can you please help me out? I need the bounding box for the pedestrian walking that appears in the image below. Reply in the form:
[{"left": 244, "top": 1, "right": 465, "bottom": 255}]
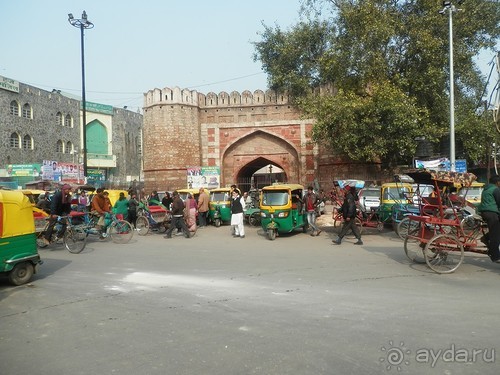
[{"left": 333, "top": 185, "right": 363, "bottom": 245}]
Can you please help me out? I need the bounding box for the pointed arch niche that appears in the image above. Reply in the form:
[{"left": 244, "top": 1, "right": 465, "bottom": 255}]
[
  {"left": 221, "top": 130, "right": 300, "bottom": 188},
  {"left": 87, "top": 119, "right": 109, "bottom": 155}
]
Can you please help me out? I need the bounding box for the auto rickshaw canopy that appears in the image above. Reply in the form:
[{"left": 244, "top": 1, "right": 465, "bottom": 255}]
[{"left": 0, "top": 190, "right": 36, "bottom": 238}]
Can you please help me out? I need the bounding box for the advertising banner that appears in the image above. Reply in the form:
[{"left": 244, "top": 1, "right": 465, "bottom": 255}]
[
  {"left": 6, "top": 163, "right": 42, "bottom": 177},
  {"left": 414, "top": 158, "right": 466, "bottom": 172},
  {"left": 187, "top": 166, "right": 220, "bottom": 189},
  {"left": 41, "top": 160, "right": 83, "bottom": 183}
]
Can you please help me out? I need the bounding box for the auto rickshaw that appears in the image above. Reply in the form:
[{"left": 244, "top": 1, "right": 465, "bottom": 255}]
[
  {"left": 0, "top": 190, "right": 42, "bottom": 285},
  {"left": 177, "top": 188, "right": 200, "bottom": 203},
  {"left": 208, "top": 187, "right": 232, "bottom": 227},
  {"left": 259, "top": 184, "right": 308, "bottom": 240},
  {"left": 378, "top": 182, "right": 413, "bottom": 223}
]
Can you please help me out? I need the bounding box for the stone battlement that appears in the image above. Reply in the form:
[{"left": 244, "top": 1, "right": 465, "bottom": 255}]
[{"left": 143, "top": 86, "right": 293, "bottom": 109}]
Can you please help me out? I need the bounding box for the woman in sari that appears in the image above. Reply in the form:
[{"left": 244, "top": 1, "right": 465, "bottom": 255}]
[{"left": 184, "top": 193, "right": 198, "bottom": 233}]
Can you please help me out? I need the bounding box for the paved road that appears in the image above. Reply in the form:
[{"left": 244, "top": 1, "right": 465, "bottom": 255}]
[{"left": 1, "top": 224, "right": 499, "bottom": 375}]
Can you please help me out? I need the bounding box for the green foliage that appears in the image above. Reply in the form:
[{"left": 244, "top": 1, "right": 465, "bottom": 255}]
[{"left": 253, "top": 0, "right": 500, "bottom": 167}]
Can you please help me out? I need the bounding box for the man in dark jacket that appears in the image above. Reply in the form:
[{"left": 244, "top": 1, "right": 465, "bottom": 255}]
[
  {"left": 333, "top": 185, "right": 363, "bottom": 245},
  {"left": 42, "top": 184, "right": 72, "bottom": 245},
  {"left": 164, "top": 191, "right": 191, "bottom": 239},
  {"left": 478, "top": 175, "right": 500, "bottom": 262}
]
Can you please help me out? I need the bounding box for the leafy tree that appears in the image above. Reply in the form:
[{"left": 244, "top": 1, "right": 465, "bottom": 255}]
[{"left": 253, "top": 0, "right": 500, "bottom": 168}]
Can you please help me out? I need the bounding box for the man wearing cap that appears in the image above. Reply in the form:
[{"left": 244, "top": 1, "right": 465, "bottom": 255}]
[
  {"left": 42, "top": 184, "right": 72, "bottom": 245},
  {"left": 333, "top": 185, "right": 363, "bottom": 245}
]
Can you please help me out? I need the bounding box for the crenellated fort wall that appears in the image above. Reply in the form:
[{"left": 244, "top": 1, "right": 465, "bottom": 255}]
[{"left": 143, "top": 86, "right": 382, "bottom": 191}]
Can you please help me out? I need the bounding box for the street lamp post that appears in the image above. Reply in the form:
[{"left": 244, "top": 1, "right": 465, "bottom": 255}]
[
  {"left": 439, "top": 1, "right": 460, "bottom": 172},
  {"left": 68, "top": 11, "right": 94, "bottom": 178}
]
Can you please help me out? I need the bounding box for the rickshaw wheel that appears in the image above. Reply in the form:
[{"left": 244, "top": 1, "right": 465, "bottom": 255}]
[
  {"left": 109, "top": 220, "right": 134, "bottom": 244},
  {"left": 397, "top": 217, "right": 419, "bottom": 241},
  {"left": 135, "top": 216, "right": 149, "bottom": 236},
  {"left": 376, "top": 222, "right": 384, "bottom": 232},
  {"left": 249, "top": 213, "right": 260, "bottom": 227},
  {"left": 9, "top": 262, "right": 34, "bottom": 286},
  {"left": 158, "top": 222, "right": 168, "bottom": 233},
  {"left": 36, "top": 232, "right": 49, "bottom": 248},
  {"left": 214, "top": 219, "right": 221, "bottom": 228},
  {"left": 424, "top": 234, "right": 464, "bottom": 274},
  {"left": 267, "top": 229, "right": 276, "bottom": 240},
  {"left": 64, "top": 227, "right": 87, "bottom": 254},
  {"left": 404, "top": 228, "right": 426, "bottom": 264}
]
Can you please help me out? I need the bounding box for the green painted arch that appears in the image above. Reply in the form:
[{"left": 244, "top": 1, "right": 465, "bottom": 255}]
[{"left": 87, "top": 120, "right": 108, "bottom": 154}]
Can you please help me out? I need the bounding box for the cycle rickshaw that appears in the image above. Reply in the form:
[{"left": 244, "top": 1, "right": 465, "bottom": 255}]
[{"left": 403, "top": 169, "right": 488, "bottom": 274}]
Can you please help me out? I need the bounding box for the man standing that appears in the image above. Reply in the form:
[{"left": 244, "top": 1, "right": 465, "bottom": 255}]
[
  {"left": 333, "top": 185, "right": 363, "bottom": 245},
  {"left": 42, "top": 184, "right": 72, "bottom": 245},
  {"left": 478, "top": 175, "right": 500, "bottom": 263},
  {"left": 230, "top": 189, "right": 246, "bottom": 238},
  {"left": 164, "top": 191, "right": 191, "bottom": 239},
  {"left": 304, "top": 186, "right": 321, "bottom": 236},
  {"left": 197, "top": 187, "right": 209, "bottom": 228}
]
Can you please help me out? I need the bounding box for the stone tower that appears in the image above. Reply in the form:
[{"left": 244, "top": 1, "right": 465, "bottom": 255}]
[{"left": 143, "top": 87, "right": 201, "bottom": 190}]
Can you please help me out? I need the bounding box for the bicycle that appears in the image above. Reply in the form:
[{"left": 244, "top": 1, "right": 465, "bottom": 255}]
[
  {"left": 77, "top": 212, "right": 134, "bottom": 244},
  {"left": 135, "top": 202, "right": 171, "bottom": 236},
  {"left": 36, "top": 215, "right": 87, "bottom": 254}
]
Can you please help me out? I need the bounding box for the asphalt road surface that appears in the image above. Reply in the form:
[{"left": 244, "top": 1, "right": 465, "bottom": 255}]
[{"left": 1, "top": 223, "right": 499, "bottom": 375}]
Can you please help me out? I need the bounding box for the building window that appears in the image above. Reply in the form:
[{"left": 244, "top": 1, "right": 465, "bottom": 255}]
[
  {"left": 10, "top": 101, "right": 20, "bottom": 116},
  {"left": 65, "top": 114, "right": 73, "bottom": 128},
  {"left": 56, "top": 140, "right": 64, "bottom": 153},
  {"left": 22, "top": 103, "right": 32, "bottom": 119},
  {"left": 23, "top": 135, "right": 33, "bottom": 149},
  {"left": 56, "top": 112, "right": 63, "bottom": 126},
  {"left": 10, "top": 132, "right": 20, "bottom": 148},
  {"left": 66, "top": 141, "right": 73, "bottom": 154}
]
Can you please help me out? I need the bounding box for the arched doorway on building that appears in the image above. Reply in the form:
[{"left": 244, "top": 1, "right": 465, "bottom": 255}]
[
  {"left": 236, "top": 157, "right": 287, "bottom": 192},
  {"left": 221, "top": 130, "right": 300, "bottom": 192}
]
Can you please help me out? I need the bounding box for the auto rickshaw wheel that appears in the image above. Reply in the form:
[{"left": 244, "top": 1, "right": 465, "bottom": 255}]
[
  {"left": 9, "top": 262, "right": 34, "bottom": 286},
  {"left": 214, "top": 219, "right": 221, "bottom": 227},
  {"left": 267, "top": 229, "right": 276, "bottom": 240},
  {"left": 135, "top": 216, "right": 149, "bottom": 236}
]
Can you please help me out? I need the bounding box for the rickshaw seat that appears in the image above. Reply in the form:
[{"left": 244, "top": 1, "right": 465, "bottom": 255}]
[{"left": 148, "top": 205, "right": 167, "bottom": 214}]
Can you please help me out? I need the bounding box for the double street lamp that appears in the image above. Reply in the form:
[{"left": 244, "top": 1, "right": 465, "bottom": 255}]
[
  {"left": 439, "top": 1, "right": 460, "bottom": 171},
  {"left": 68, "top": 11, "right": 94, "bottom": 178}
]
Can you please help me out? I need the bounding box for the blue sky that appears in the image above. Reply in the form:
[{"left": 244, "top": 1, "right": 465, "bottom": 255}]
[{"left": 1, "top": 0, "right": 497, "bottom": 113}]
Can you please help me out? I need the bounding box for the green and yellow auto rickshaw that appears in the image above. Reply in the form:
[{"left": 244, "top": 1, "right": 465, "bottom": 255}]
[
  {"left": 378, "top": 182, "right": 413, "bottom": 223},
  {"left": 0, "top": 190, "right": 42, "bottom": 285},
  {"left": 208, "top": 187, "right": 232, "bottom": 227},
  {"left": 259, "top": 184, "right": 308, "bottom": 240}
]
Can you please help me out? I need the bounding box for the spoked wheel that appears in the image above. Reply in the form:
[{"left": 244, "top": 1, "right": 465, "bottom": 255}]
[
  {"left": 267, "top": 229, "right": 276, "bottom": 240},
  {"left": 404, "top": 228, "right": 426, "bottom": 264},
  {"left": 424, "top": 234, "right": 464, "bottom": 274},
  {"left": 397, "top": 217, "right": 420, "bottom": 241},
  {"left": 8, "top": 262, "right": 35, "bottom": 286},
  {"left": 249, "top": 213, "right": 260, "bottom": 227},
  {"left": 376, "top": 221, "right": 384, "bottom": 232},
  {"left": 64, "top": 227, "right": 87, "bottom": 254},
  {"left": 109, "top": 220, "right": 134, "bottom": 244},
  {"left": 135, "top": 216, "right": 149, "bottom": 236},
  {"left": 36, "top": 232, "right": 49, "bottom": 248}
]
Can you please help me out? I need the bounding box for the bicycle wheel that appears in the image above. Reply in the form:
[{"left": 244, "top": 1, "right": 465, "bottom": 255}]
[
  {"left": 424, "top": 234, "right": 464, "bottom": 274},
  {"left": 404, "top": 228, "right": 426, "bottom": 264},
  {"left": 64, "top": 227, "right": 87, "bottom": 254},
  {"left": 397, "top": 217, "right": 419, "bottom": 241},
  {"left": 135, "top": 216, "right": 149, "bottom": 236},
  {"left": 109, "top": 220, "right": 134, "bottom": 244}
]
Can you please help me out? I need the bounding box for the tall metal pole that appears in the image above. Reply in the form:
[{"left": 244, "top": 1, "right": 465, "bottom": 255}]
[
  {"left": 448, "top": 5, "right": 456, "bottom": 172},
  {"left": 440, "top": 1, "right": 458, "bottom": 171},
  {"left": 80, "top": 22, "right": 88, "bottom": 178},
  {"left": 68, "top": 11, "right": 93, "bottom": 179}
]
